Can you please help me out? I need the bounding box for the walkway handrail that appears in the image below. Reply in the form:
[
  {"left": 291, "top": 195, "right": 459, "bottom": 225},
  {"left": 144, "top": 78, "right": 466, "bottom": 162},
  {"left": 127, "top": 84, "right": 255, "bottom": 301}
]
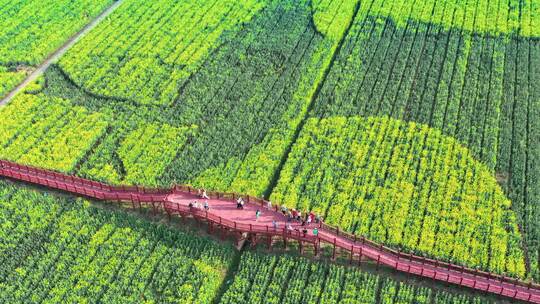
[{"left": 0, "top": 159, "right": 538, "bottom": 303}]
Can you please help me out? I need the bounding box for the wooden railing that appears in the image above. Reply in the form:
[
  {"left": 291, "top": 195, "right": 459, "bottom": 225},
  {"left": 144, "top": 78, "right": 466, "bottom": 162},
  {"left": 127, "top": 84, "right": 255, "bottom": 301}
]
[{"left": 0, "top": 159, "right": 539, "bottom": 303}]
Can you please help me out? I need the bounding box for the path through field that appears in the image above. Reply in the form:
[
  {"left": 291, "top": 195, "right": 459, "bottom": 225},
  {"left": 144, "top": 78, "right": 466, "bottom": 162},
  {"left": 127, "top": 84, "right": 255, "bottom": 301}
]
[
  {"left": 1, "top": 159, "right": 539, "bottom": 303},
  {"left": 0, "top": 0, "right": 124, "bottom": 106}
]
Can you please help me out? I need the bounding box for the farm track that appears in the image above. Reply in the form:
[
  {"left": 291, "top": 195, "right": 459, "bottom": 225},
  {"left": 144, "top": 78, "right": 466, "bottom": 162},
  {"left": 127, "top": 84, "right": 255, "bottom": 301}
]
[
  {"left": 0, "top": 0, "right": 124, "bottom": 106},
  {"left": 1, "top": 160, "right": 539, "bottom": 303}
]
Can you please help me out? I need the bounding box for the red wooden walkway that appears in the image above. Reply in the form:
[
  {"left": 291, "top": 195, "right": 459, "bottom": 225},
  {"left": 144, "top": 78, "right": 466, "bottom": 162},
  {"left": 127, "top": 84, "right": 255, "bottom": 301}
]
[{"left": 0, "top": 159, "right": 539, "bottom": 303}]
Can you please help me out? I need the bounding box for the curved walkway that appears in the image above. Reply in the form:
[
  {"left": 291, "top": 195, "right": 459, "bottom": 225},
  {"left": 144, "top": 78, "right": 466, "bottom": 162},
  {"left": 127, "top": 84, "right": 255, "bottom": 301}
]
[{"left": 0, "top": 159, "right": 539, "bottom": 303}]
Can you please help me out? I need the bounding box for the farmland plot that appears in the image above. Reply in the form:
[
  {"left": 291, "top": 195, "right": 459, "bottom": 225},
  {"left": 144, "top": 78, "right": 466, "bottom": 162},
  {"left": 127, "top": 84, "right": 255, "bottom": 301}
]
[
  {"left": 59, "top": 0, "right": 266, "bottom": 105},
  {"left": 271, "top": 116, "right": 526, "bottom": 277},
  {"left": 0, "top": 0, "right": 538, "bottom": 287},
  {"left": 0, "top": 0, "right": 358, "bottom": 193},
  {"left": 0, "top": 181, "right": 235, "bottom": 303},
  {"left": 310, "top": 1, "right": 540, "bottom": 278},
  {"left": 0, "top": 0, "right": 114, "bottom": 98},
  {"left": 220, "top": 251, "right": 499, "bottom": 304}
]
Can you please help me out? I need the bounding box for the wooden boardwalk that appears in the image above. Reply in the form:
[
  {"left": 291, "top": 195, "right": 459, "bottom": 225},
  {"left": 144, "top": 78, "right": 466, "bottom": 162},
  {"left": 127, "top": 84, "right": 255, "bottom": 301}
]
[{"left": 0, "top": 159, "right": 539, "bottom": 303}]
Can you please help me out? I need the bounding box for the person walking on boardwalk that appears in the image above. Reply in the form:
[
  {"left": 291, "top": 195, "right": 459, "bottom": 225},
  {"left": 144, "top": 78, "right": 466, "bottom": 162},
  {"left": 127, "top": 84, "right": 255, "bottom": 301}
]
[
  {"left": 272, "top": 220, "right": 278, "bottom": 230},
  {"left": 286, "top": 223, "right": 293, "bottom": 233},
  {"left": 255, "top": 209, "right": 261, "bottom": 221},
  {"left": 267, "top": 201, "right": 272, "bottom": 210},
  {"left": 296, "top": 211, "right": 301, "bottom": 221},
  {"left": 287, "top": 210, "right": 293, "bottom": 222},
  {"left": 237, "top": 197, "right": 244, "bottom": 209},
  {"left": 204, "top": 200, "right": 209, "bottom": 210},
  {"left": 313, "top": 227, "right": 318, "bottom": 236},
  {"left": 292, "top": 209, "right": 297, "bottom": 220},
  {"left": 281, "top": 206, "right": 287, "bottom": 215},
  {"left": 309, "top": 211, "right": 315, "bottom": 222},
  {"left": 306, "top": 215, "right": 312, "bottom": 226},
  {"left": 201, "top": 189, "right": 209, "bottom": 200}
]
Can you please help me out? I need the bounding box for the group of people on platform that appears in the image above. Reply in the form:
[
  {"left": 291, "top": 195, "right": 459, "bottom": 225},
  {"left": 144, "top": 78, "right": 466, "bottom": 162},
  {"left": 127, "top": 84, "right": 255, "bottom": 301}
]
[
  {"left": 271, "top": 219, "right": 319, "bottom": 238},
  {"left": 280, "top": 206, "right": 321, "bottom": 226},
  {"left": 188, "top": 200, "right": 209, "bottom": 211},
  {"left": 191, "top": 189, "right": 322, "bottom": 237}
]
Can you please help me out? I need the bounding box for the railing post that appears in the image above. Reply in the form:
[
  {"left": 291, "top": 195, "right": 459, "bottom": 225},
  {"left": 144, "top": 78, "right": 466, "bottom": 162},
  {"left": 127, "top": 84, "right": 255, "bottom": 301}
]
[{"left": 332, "top": 238, "right": 337, "bottom": 260}]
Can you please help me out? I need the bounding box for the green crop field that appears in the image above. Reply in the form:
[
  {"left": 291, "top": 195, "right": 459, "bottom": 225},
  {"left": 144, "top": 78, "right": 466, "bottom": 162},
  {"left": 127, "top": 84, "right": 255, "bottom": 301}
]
[
  {"left": 0, "top": 0, "right": 538, "bottom": 302},
  {"left": 0, "top": 0, "right": 115, "bottom": 98},
  {"left": 221, "top": 251, "right": 498, "bottom": 304}
]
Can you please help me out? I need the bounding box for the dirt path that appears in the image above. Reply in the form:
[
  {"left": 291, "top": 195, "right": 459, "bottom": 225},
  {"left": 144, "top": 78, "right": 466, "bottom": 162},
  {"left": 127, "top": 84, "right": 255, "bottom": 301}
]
[{"left": 0, "top": 0, "right": 124, "bottom": 106}]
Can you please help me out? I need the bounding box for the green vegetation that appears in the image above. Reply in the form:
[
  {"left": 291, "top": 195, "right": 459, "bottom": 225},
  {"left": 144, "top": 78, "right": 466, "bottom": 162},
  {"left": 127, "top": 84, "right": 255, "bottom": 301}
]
[
  {"left": 271, "top": 116, "right": 526, "bottom": 277},
  {"left": 0, "top": 94, "right": 109, "bottom": 173},
  {"left": 0, "top": 180, "right": 235, "bottom": 303},
  {"left": 311, "top": 3, "right": 539, "bottom": 279},
  {"left": 0, "top": 0, "right": 538, "bottom": 298},
  {"left": 0, "top": 0, "right": 114, "bottom": 98},
  {"left": 354, "top": 0, "right": 540, "bottom": 36},
  {"left": 220, "top": 251, "right": 498, "bottom": 303},
  {"left": 59, "top": 0, "right": 266, "bottom": 105},
  {"left": 0, "top": 67, "right": 26, "bottom": 98}
]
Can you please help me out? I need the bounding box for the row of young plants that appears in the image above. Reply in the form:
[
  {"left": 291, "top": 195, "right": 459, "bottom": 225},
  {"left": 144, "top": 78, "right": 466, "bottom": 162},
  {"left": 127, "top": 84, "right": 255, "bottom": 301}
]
[
  {"left": 0, "top": 180, "right": 235, "bottom": 303},
  {"left": 0, "top": 0, "right": 114, "bottom": 65},
  {"left": 270, "top": 116, "right": 526, "bottom": 278},
  {"left": 0, "top": 67, "right": 26, "bottom": 98},
  {"left": 0, "top": 93, "right": 109, "bottom": 173},
  {"left": 311, "top": 0, "right": 539, "bottom": 280},
  {"left": 0, "top": 0, "right": 114, "bottom": 98},
  {"left": 220, "top": 251, "right": 499, "bottom": 303},
  {"left": 59, "top": 0, "right": 265, "bottom": 105},
  {"left": 354, "top": 0, "right": 539, "bottom": 36},
  {"left": 496, "top": 37, "right": 540, "bottom": 280}
]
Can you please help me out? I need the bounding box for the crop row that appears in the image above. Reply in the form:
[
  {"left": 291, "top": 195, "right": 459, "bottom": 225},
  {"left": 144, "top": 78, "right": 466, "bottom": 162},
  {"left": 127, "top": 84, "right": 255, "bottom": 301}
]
[
  {"left": 271, "top": 116, "right": 526, "bottom": 277},
  {"left": 0, "top": 0, "right": 114, "bottom": 98},
  {"left": 354, "top": 0, "right": 539, "bottom": 36},
  {"left": 311, "top": 0, "right": 539, "bottom": 279},
  {"left": 0, "top": 94, "right": 109, "bottom": 173},
  {"left": 59, "top": 0, "right": 265, "bottom": 105},
  {"left": 0, "top": 67, "right": 26, "bottom": 99},
  {"left": 0, "top": 0, "right": 113, "bottom": 65},
  {"left": 220, "top": 251, "right": 497, "bottom": 303},
  {"left": 0, "top": 180, "right": 235, "bottom": 303}
]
